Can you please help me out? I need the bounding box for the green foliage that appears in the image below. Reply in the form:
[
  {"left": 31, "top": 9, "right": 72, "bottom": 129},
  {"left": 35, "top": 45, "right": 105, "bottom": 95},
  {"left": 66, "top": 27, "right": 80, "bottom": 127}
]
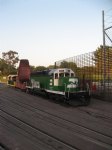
[
  {"left": 30, "top": 65, "right": 55, "bottom": 72},
  {"left": 0, "top": 58, "right": 17, "bottom": 75},
  {"left": 0, "top": 50, "right": 19, "bottom": 75},
  {"left": 60, "top": 61, "right": 69, "bottom": 68},
  {"left": 35, "top": 66, "right": 47, "bottom": 71},
  {"left": 30, "top": 65, "right": 35, "bottom": 72},
  {"left": 47, "top": 65, "right": 55, "bottom": 69},
  {"left": 0, "top": 75, "right": 8, "bottom": 83},
  {"left": 59, "top": 61, "right": 77, "bottom": 72},
  {"left": 93, "top": 45, "right": 112, "bottom": 70},
  {"left": 93, "top": 45, "right": 112, "bottom": 80},
  {"left": 92, "top": 74, "right": 104, "bottom": 81},
  {"left": 2, "top": 50, "right": 19, "bottom": 67}
]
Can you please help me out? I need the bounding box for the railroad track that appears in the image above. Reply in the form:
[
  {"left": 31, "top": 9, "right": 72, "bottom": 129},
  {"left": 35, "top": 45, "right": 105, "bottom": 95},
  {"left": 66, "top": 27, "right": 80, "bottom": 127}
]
[
  {"left": 0, "top": 87, "right": 112, "bottom": 150},
  {"left": 78, "top": 106, "right": 112, "bottom": 124},
  {"left": 0, "top": 144, "right": 8, "bottom": 150},
  {"left": 0, "top": 109, "right": 77, "bottom": 150}
]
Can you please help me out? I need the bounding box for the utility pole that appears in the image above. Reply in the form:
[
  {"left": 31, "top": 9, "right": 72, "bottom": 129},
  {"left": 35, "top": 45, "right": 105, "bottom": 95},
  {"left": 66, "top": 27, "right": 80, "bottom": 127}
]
[
  {"left": 102, "top": 10, "right": 106, "bottom": 92},
  {"left": 102, "top": 10, "right": 112, "bottom": 92}
]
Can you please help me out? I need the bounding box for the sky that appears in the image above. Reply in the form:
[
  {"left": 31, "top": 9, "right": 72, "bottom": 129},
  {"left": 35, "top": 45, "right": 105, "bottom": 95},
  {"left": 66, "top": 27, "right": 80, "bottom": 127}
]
[{"left": 0, "top": 0, "right": 112, "bottom": 67}]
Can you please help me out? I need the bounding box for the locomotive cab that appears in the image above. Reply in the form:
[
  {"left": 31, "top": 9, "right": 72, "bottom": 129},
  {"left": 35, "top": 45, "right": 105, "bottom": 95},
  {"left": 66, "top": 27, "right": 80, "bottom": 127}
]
[
  {"left": 49, "top": 68, "right": 75, "bottom": 87},
  {"left": 48, "top": 68, "right": 90, "bottom": 105},
  {"left": 49, "top": 68, "right": 75, "bottom": 79}
]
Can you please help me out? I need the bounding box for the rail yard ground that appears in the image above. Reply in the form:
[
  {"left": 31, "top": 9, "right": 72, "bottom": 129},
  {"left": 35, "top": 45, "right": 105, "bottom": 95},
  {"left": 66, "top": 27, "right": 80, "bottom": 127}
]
[{"left": 0, "top": 83, "right": 112, "bottom": 150}]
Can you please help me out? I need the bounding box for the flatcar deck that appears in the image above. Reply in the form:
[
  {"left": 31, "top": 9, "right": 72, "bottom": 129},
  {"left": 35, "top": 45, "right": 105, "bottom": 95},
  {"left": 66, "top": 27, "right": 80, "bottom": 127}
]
[{"left": 0, "top": 83, "right": 112, "bottom": 150}]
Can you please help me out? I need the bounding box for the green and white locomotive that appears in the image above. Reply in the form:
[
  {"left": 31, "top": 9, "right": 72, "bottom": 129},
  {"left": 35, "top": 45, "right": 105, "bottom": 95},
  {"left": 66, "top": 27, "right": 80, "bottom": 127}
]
[{"left": 26, "top": 68, "right": 91, "bottom": 105}]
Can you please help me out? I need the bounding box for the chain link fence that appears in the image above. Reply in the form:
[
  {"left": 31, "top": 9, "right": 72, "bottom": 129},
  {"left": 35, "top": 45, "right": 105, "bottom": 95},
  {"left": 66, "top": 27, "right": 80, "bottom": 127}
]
[{"left": 55, "top": 46, "right": 112, "bottom": 102}]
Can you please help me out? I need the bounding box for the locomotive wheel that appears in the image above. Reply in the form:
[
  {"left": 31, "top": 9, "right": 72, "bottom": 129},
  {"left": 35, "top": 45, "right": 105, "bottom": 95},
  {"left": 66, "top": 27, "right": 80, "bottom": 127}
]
[{"left": 82, "top": 95, "right": 91, "bottom": 106}]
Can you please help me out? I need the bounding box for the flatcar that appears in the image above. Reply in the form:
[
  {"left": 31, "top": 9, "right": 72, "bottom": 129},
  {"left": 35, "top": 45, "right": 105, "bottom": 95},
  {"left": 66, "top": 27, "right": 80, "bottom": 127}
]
[{"left": 7, "top": 74, "right": 17, "bottom": 87}]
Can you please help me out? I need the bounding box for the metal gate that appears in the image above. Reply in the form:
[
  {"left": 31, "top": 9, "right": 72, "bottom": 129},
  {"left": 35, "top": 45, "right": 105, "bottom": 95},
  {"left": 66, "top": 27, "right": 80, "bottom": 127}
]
[{"left": 55, "top": 46, "right": 112, "bottom": 101}]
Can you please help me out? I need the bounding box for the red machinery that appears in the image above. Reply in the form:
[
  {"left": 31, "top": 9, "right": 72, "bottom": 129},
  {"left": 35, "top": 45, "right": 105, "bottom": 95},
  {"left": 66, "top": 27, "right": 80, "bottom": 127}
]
[{"left": 15, "top": 59, "right": 30, "bottom": 90}]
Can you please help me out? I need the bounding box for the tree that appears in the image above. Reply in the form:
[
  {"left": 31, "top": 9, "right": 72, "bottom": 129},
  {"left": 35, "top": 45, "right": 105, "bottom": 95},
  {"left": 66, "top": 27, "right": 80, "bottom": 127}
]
[
  {"left": 93, "top": 45, "right": 112, "bottom": 80},
  {"left": 60, "top": 61, "right": 69, "bottom": 68},
  {"left": 35, "top": 66, "right": 47, "bottom": 71},
  {"left": 0, "top": 58, "right": 17, "bottom": 75},
  {"left": 47, "top": 65, "right": 55, "bottom": 69},
  {"left": 59, "top": 61, "right": 77, "bottom": 72},
  {"left": 94, "top": 46, "right": 112, "bottom": 68},
  {"left": 2, "top": 50, "right": 19, "bottom": 67},
  {"left": 1, "top": 50, "right": 19, "bottom": 75},
  {"left": 30, "top": 65, "right": 35, "bottom": 72}
]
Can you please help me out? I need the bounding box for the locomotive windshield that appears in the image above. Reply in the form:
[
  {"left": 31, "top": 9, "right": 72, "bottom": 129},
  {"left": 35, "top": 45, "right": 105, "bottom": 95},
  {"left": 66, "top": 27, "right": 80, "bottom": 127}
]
[
  {"left": 49, "top": 68, "right": 75, "bottom": 79},
  {"left": 59, "top": 73, "right": 64, "bottom": 77},
  {"left": 65, "top": 73, "right": 69, "bottom": 77}
]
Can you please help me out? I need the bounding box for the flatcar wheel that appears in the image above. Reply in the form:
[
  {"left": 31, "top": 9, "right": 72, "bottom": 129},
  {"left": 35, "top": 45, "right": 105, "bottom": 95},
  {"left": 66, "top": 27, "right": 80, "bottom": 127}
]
[{"left": 26, "top": 88, "right": 29, "bottom": 94}]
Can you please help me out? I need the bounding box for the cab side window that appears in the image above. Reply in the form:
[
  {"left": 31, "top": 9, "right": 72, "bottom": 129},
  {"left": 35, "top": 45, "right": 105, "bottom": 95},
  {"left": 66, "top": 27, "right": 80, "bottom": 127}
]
[{"left": 55, "top": 73, "right": 58, "bottom": 79}]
